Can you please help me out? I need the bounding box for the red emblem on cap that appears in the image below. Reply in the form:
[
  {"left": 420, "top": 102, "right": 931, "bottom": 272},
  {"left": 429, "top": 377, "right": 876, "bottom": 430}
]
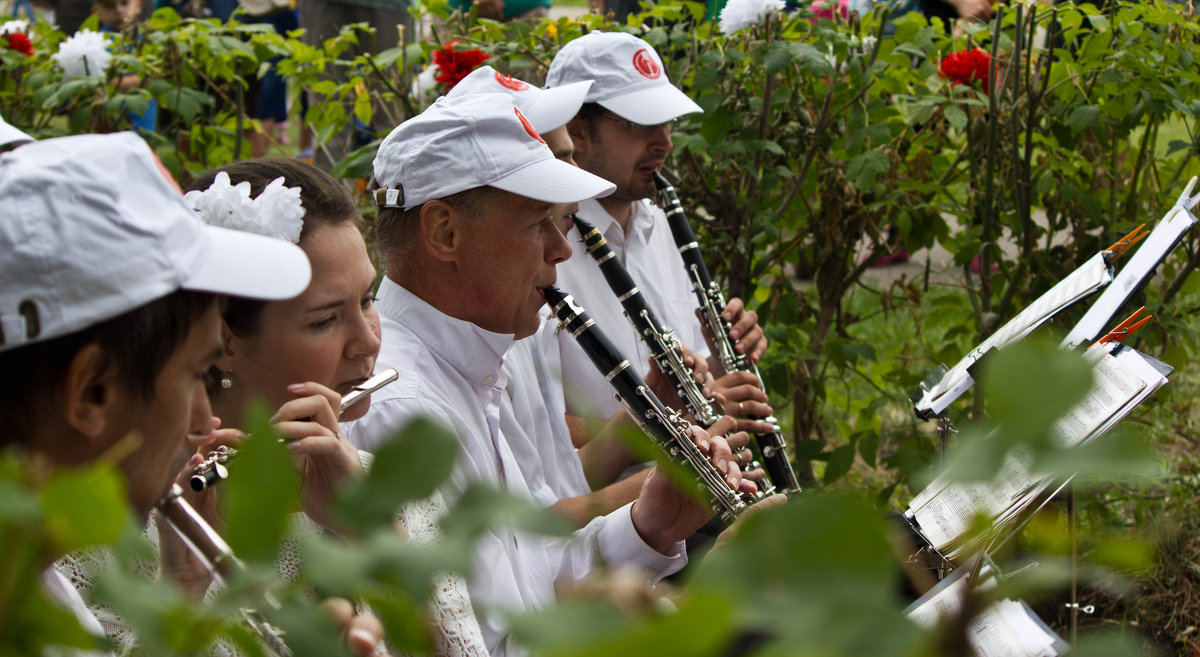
[
  {"left": 514, "top": 108, "right": 546, "bottom": 144},
  {"left": 494, "top": 71, "right": 530, "bottom": 91},
  {"left": 632, "top": 48, "right": 661, "bottom": 80}
]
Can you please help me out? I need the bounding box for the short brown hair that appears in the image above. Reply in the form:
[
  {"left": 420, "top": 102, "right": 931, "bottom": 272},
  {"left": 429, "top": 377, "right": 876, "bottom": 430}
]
[
  {"left": 375, "top": 185, "right": 505, "bottom": 266},
  {"left": 0, "top": 291, "right": 217, "bottom": 444}
]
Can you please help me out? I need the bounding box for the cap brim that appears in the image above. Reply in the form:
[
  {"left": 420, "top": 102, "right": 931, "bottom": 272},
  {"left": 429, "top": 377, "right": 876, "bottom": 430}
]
[
  {"left": 0, "top": 120, "right": 32, "bottom": 147},
  {"left": 599, "top": 84, "right": 702, "bottom": 125},
  {"left": 184, "top": 225, "right": 312, "bottom": 300},
  {"left": 490, "top": 157, "right": 616, "bottom": 204},
  {"left": 525, "top": 80, "right": 593, "bottom": 134}
]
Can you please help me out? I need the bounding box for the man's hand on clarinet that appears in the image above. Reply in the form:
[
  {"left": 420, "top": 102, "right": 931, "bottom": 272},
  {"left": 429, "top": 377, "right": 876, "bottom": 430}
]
[
  {"left": 700, "top": 297, "right": 767, "bottom": 367},
  {"left": 644, "top": 343, "right": 715, "bottom": 418},
  {"left": 708, "top": 413, "right": 768, "bottom": 483},
  {"left": 630, "top": 419, "right": 755, "bottom": 554}
]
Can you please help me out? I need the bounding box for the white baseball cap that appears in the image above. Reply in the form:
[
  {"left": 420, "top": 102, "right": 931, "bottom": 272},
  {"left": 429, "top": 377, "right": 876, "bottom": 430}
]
[
  {"left": 0, "top": 110, "right": 32, "bottom": 148},
  {"left": 545, "top": 31, "right": 702, "bottom": 126},
  {"left": 0, "top": 132, "right": 313, "bottom": 353},
  {"left": 444, "top": 66, "right": 593, "bottom": 134},
  {"left": 372, "top": 93, "right": 615, "bottom": 210}
]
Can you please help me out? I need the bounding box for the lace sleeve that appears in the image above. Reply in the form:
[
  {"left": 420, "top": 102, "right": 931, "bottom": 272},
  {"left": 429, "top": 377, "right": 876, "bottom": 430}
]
[{"left": 400, "top": 493, "right": 489, "bottom": 657}]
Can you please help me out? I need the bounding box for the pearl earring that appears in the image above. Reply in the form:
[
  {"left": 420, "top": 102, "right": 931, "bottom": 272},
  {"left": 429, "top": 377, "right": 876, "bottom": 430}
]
[{"left": 220, "top": 369, "right": 233, "bottom": 389}]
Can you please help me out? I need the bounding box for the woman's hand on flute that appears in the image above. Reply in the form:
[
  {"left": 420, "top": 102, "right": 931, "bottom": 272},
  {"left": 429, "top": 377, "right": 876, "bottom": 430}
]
[
  {"left": 321, "top": 597, "right": 391, "bottom": 657},
  {"left": 271, "top": 381, "right": 365, "bottom": 534}
]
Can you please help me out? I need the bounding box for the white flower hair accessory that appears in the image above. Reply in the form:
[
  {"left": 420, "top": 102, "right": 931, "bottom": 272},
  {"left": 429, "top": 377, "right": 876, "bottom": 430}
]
[
  {"left": 0, "top": 20, "right": 29, "bottom": 35},
  {"left": 53, "top": 30, "right": 112, "bottom": 80},
  {"left": 719, "top": 0, "right": 785, "bottom": 36},
  {"left": 183, "top": 172, "right": 305, "bottom": 243}
]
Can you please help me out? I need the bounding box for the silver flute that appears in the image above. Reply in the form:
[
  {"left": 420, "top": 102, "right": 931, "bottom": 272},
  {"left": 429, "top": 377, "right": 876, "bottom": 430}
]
[
  {"left": 157, "top": 484, "right": 293, "bottom": 656},
  {"left": 190, "top": 369, "right": 399, "bottom": 491}
]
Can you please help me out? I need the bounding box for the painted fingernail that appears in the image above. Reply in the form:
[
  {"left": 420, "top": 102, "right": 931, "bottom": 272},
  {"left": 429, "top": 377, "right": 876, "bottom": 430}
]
[
  {"left": 287, "top": 383, "right": 305, "bottom": 393},
  {"left": 285, "top": 441, "right": 301, "bottom": 451},
  {"left": 349, "top": 628, "right": 376, "bottom": 649}
]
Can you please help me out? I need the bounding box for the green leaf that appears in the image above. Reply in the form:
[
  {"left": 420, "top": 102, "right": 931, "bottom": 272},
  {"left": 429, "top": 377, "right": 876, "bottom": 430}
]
[
  {"left": 763, "top": 42, "right": 791, "bottom": 76},
  {"left": 331, "top": 139, "right": 380, "bottom": 180},
  {"left": 857, "top": 432, "right": 879, "bottom": 468},
  {"left": 439, "top": 483, "right": 572, "bottom": 544},
  {"left": 822, "top": 444, "right": 856, "bottom": 485},
  {"left": 692, "top": 494, "right": 917, "bottom": 655},
  {"left": 353, "top": 89, "right": 372, "bottom": 126},
  {"left": 1065, "top": 105, "right": 1100, "bottom": 133},
  {"left": 692, "top": 67, "right": 721, "bottom": 92},
  {"left": 332, "top": 417, "right": 458, "bottom": 533},
  {"left": 41, "top": 465, "right": 127, "bottom": 554},
  {"left": 373, "top": 46, "right": 404, "bottom": 69},
  {"left": 222, "top": 405, "right": 299, "bottom": 564},
  {"left": 982, "top": 338, "right": 1093, "bottom": 450},
  {"left": 846, "top": 149, "right": 889, "bottom": 190},
  {"left": 944, "top": 104, "right": 968, "bottom": 130}
]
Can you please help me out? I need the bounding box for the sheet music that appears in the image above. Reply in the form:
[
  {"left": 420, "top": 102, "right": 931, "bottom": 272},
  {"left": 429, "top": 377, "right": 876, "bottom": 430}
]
[
  {"left": 916, "top": 252, "right": 1114, "bottom": 417},
  {"left": 1062, "top": 180, "right": 1200, "bottom": 349},
  {"left": 908, "top": 347, "right": 1168, "bottom": 552},
  {"left": 906, "top": 566, "right": 1068, "bottom": 657}
]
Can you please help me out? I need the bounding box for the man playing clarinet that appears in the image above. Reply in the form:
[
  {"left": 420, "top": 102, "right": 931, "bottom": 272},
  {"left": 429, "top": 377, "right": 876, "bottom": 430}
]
[
  {"left": 545, "top": 32, "right": 776, "bottom": 475},
  {"left": 348, "top": 93, "right": 755, "bottom": 656}
]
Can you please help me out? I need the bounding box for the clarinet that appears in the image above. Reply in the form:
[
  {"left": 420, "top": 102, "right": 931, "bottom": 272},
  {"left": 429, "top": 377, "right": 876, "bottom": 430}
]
[
  {"left": 544, "top": 286, "right": 748, "bottom": 522},
  {"left": 653, "top": 171, "right": 802, "bottom": 495},
  {"left": 571, "top": 214, "right": 721, "bottom": 428}
]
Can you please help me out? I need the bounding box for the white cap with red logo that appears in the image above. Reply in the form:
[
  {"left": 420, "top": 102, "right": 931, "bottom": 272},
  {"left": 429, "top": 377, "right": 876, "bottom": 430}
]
[
  {"left": 372, "top": 93, "right": 615, "bottom": 210},
  {"left": 545, "top": 31, "right": 702, "bottom": 126},
  {"left": 0, "top": 132, "right": 312, "bottom": 353},
  {"left": 444, "top": 66, "right": 593, "bottom": 134}
]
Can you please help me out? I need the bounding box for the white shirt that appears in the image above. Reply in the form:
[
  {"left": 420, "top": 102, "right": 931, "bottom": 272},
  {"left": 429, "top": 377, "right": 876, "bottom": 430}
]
[
  {"left": 40, "top": 568, "right": 114, "bottom": 657},
  {"left": 551, "top": 198, "right": 709, "bottom": 420},
  {"left": 501, "top": 312, "right": 592, "bottom": 505},
  {"left": 345, "top": 277, "right": 685, "bottom": 656}
]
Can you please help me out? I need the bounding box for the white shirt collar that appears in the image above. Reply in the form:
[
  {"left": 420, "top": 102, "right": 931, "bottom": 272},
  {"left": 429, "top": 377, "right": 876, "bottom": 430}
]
[
  {"left": 577, "top": 198, "right": 657, "bottom": 247},
  {"left": 376, "top": 276, "right": 514, "bottom": 387}
]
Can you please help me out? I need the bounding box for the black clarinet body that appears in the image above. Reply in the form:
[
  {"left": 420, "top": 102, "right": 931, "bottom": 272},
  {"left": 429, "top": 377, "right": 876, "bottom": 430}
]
[
  {"left": 653, "top": 171, "right": 802, "bottom": 495},
  {"left": 571, "top": 214, "right": 722, "bottom": 428},
  {"left": 544, "top": 286, "right": 748, "bottom": 522}
]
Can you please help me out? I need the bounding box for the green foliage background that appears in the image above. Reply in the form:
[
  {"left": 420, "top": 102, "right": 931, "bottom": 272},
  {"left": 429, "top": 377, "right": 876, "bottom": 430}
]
[{"left": 4, "top": 0, "right": 1200, "bottom": 653}]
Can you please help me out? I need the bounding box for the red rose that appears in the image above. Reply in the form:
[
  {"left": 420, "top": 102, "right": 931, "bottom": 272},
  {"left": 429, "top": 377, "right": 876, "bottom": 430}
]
[
  {"left": 2, "top": 33, "right": 33, "bottom": 56},
  {"left": 939, "top": 48, "right": 991, "bottom": 94},
  {"left": 432, "top": 40, "right": 490, "bottom": 91}
]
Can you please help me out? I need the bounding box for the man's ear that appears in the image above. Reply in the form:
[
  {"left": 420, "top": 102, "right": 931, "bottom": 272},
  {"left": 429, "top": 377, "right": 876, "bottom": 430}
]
[
  {"left": 60, "top": 343, "right": 127, "bottom": 442},
  {"left": 566, "top": 117, "right": 591, "bottom": 160},
  {"left": 419, "top": 200, "right": 461, "bottom": 263}
]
